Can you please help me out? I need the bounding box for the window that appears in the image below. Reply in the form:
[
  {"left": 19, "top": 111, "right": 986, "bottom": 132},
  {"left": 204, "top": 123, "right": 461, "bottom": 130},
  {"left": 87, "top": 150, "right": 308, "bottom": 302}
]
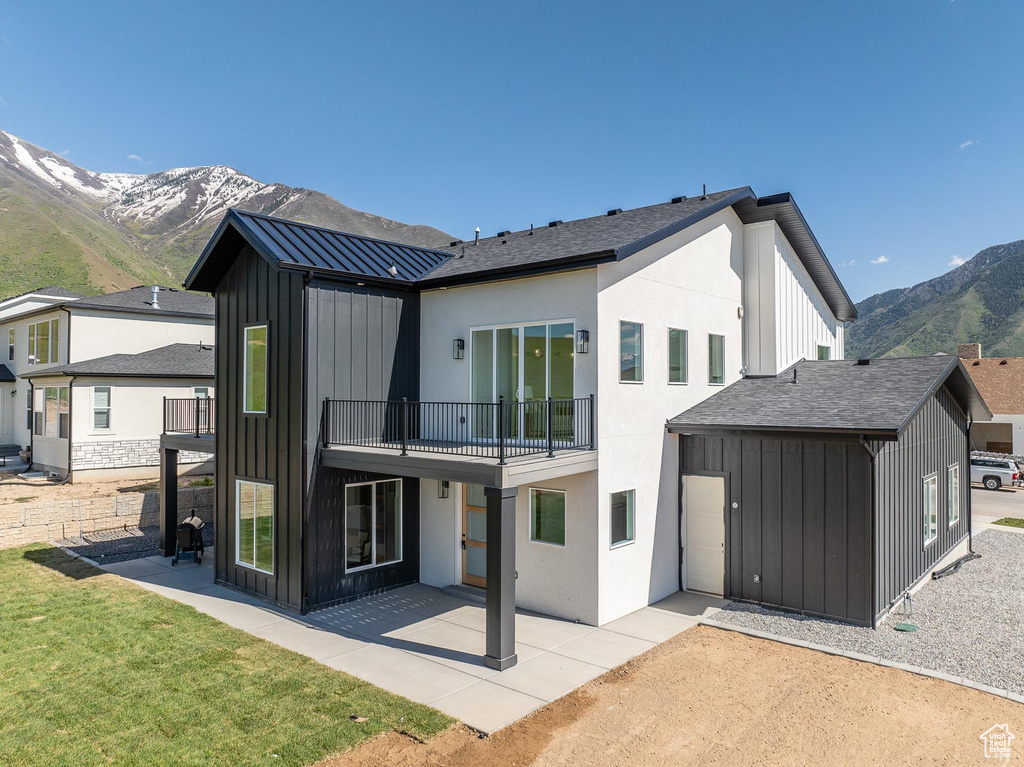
[
  {"left": 28, "top": 318, "right": 59, "bottom": 365},
  {"left": 611, "top": 489, "right": 635, "bottom": 547},
  {"left": 619, "top": 321, "right": 643, "bottom": 383},
  {"left": 923, "top": 474, "right": 938, "bottom": 546},
  {"left": 236, "top": 479, "right": 274, "bottom": 573},
  {"left": 668, "top": 329, "right": 688, "bottom": 384},
  {"left": 817, "top": 345, "right": 831, "bottom": 361},
  {"left": 243, "top": 325, "right": 268, "bottom": 414},
  {"left": 530, "top": 488, "right": 566, "bottom": 545},
  {"left": 7, "top": 329, "right": 13, "bottom": 362},
  {"left": 33, "top": 385, "right": 69, "bottom": 438},
  {"left": 93, "top": 386, "right": 111, "bottom": 430},
  {"left": 948, "top": 464, "right": 960, "bottom": 526},
  {"left": 25, "top": 389, "right": 32, "bottom": 431},
  {"left": 708, "top": 334, "right": 725, "bottom": 385},
  {"left": 193, "top": 386, "right": 210, "bottom": 399},
  {"left": 345, "top": 479, "right": 402, "bottom": 571}
]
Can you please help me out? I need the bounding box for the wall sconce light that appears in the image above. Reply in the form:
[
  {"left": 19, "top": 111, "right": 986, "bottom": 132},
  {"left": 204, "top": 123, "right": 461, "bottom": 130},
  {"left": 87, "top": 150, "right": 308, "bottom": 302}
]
[
  {"left": 576, "top": 329, "right": 590, "bottom": 354},
  {"left": 453, "top": 339, "right": 465, "bottom": 360},
  {"left": 438, "top": 480, "right": 450, "bottom": 499}
]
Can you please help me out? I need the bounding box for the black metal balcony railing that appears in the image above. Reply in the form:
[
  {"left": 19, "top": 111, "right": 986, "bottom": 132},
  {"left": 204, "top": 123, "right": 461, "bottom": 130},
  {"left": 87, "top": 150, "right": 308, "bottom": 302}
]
[
  {"left": 323, "top": 396, "right": 594, "bottom": 464},
  {"left": 163, "top": 397, "right": 215, "bottom": 438}
]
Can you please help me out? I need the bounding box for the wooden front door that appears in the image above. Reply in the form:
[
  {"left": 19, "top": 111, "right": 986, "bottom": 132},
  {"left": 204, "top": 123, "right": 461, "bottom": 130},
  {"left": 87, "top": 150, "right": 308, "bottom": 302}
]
[{"left": 462, "top": 484, "right": 487, "bottom": 587}]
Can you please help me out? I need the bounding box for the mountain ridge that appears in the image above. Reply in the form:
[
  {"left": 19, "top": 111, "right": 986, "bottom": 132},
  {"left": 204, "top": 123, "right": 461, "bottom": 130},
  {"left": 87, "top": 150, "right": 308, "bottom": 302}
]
[
  {"left": 847, "top": 238, "right": 1024, "bottom": 359},
  {"left": 0, "top": 129, "right": 452, "bottom": 298}
]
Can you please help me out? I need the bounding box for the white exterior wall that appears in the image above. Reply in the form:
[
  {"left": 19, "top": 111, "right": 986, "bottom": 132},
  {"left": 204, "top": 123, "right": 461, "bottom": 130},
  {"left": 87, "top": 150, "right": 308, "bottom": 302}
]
[
  {"left": 743, "top": 221, "right": 844, "bottom": 375},
  {"left": 69, "top": 310, "right": 213, "bottom": 362},
  {"left": 595, "top": 207, "right": 745, "bottom": 624}
]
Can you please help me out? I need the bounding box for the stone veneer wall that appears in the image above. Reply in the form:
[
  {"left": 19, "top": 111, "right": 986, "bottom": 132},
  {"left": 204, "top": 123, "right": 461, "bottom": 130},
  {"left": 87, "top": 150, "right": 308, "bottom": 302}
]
[
  {"left": 72, "top": 439, "right": 213, "bottom": 470},
  {"left": 0, "top": 486, "right": 214, "bottom": 550}
]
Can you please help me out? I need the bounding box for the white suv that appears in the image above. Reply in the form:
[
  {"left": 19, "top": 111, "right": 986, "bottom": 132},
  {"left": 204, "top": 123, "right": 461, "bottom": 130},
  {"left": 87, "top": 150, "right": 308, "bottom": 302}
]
[{"left": 970, "top": 457, "right": 1020, "bottom": 491}]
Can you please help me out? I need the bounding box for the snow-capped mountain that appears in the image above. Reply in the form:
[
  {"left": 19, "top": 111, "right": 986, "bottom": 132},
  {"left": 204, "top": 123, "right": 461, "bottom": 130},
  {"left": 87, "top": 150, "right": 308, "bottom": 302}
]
[{"left": 0, "top": 129, "right": 450, "bottom": 298}]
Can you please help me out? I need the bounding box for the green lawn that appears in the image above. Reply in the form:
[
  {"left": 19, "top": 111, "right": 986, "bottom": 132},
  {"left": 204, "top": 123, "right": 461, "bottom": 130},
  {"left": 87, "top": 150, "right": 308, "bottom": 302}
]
[
  {"left": 0, "top": 545, "right": 452, "bottom": 766},
  {"left": 992, "top": 517, "right": 1024, "bottom": 529}
]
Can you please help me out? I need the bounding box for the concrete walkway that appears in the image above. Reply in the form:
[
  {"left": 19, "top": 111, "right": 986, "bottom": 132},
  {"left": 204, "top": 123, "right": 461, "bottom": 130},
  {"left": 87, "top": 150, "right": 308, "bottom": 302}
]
[{"left": 98, "top": 554, "right": 725, "bottom": 733}]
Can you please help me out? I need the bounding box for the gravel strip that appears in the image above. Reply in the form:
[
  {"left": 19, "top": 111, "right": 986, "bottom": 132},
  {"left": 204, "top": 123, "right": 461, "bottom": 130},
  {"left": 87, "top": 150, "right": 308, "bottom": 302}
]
[
  {"left": 54, "top": 524, "right": 214, "bottom": 564},
  {"left": 713, "top": 528, "right": 1024, "bottom": 696}
]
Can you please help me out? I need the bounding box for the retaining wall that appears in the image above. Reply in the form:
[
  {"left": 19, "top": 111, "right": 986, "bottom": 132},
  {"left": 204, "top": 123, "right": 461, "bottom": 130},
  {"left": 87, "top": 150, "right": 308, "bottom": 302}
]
[{"left": 0, "top": 486, "right": 214, "bottom": 550}]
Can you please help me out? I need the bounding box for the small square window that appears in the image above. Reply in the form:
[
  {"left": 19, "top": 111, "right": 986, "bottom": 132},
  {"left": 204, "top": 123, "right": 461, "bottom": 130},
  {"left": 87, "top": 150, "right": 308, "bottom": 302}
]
[
  {"left": 817, "top": 345, "right": 831, "bottom": 361},
  {"left": 93, "top": 386, "right": 111, "bottom": 430},
  {"left": 530, "top": 488, "right": 566, "bottom": 546},
  {"left": 611, "top": 490, "right": 635, "bottom": 547}
]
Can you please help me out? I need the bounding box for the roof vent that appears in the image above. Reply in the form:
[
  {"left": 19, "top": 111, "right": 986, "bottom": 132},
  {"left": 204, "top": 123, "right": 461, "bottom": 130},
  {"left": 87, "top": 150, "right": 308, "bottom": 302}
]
[
  {"left": 856, "top": 358, "right": 871, "bottom": 365},
  {"left": 548, "top": 220, "right": 563, "bottom": 228},
  {"left": 1000, "top": 359, "right": 1008, "bottom": 365},
  {"left": 529, "top": 223, "right": 534, "bottom": 236},
  {"left": 450, "top": 240, "right": 462, "bottom": 247},
  {"left": 497, "top": 230, "right": 511, "bottom": 237},
  {"left": 474, "top": 227, "right": 480, "bottom": 245},
  {"left": 388, "top": 263, "right": 398, "bottom": 277},
  {"left": 150, "top": 285, "right": 160, "bottom": 310},
  {"left": 671, "top": 196, "right": 686, "bottom": 204},
  {"left": 606, "top": 208, "right": 622, "bottom": 216},
  {"left": 792, "top": 368, "right": 798, "bottom": 384},
  {"left": 700, "top": 184, "right": 707, "bottom": 201},
  {"left": 973, "top": 360, "right": 980, "bottom": 366}
]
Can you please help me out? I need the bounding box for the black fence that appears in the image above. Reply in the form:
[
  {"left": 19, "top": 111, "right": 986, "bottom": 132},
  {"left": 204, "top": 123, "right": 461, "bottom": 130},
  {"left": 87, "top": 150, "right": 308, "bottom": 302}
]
[
  {"left": 163, "top": 397, "right": 215, "bottom": 438},
  {"left": 323, "top": 396, "right": 594, "bottom": 464}
]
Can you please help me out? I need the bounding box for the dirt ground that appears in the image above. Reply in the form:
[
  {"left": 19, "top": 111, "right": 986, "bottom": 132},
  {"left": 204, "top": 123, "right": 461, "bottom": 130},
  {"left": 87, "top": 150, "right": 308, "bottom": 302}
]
[
  {"left": 324, "top": 626, "right": 1023, "bottom": 766},
  {"left": 0, "top": 475, "right": 211, "bottom": 504}
]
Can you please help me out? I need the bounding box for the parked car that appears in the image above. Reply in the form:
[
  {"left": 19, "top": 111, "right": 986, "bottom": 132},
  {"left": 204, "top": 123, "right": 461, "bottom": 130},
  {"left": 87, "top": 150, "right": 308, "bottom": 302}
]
[{"left": 970, "top": 457, "right": 1020, "bottom": 490}]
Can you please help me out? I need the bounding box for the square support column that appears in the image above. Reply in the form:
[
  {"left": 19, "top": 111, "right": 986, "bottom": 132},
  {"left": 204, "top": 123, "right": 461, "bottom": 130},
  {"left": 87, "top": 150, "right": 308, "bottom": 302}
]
[
  {"left": 159, "top": 447, "right": 179, "bottom": 557},
  {"left": 483, "top": 485, "right": 518, "bottom": 670}
]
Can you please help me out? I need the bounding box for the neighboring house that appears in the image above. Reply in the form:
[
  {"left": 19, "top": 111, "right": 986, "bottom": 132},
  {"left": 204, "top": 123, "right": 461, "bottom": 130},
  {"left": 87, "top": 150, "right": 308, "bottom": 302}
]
[
  {"left": 179, "top": 186, "right": 863, "bottom": 670},
  {"left": 957, "top": 342, "right": 1024, "bottom": 455},
  {"left": 0, "top": 285, "right": 215, "bottom": 479},
  {"left": 669, "top": 356, "right": 990, "bottom": 626}
]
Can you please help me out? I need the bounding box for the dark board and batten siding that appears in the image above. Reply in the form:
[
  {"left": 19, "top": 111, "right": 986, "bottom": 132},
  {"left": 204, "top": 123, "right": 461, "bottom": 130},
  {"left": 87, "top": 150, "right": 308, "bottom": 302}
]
[
  {"left": 214, "top": 244, "right": 306, "bottom": 610},
  {"left": 874, "top": 385, "right": 969, "bottom": 620},
  {"left": 304, "top": 281, "right": 421, "bottom": 609},
  {"left": 682, "top": 435, "right": 873, "bottom": 625}
]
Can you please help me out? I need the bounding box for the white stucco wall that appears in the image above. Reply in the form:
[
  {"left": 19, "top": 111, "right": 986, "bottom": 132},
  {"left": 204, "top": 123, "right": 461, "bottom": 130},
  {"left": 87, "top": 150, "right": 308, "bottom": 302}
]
[
  {"left": 71, "top": 377, "right": 212, "bottom": 443},
  {"left": 595, "top": 206, "right": 745, "bottom": 624},
  {"left": 69, "top": 310, "right": 214, "bottom": 362},
  {"left": 1, "top": 309, "right": 69, "bottom": 449}
]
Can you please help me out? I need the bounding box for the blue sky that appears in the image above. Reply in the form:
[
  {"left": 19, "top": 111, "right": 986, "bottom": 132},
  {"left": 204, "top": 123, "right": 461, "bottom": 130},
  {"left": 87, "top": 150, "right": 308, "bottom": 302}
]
[{"left": 0, "top": 1, "right": 1021, "bottom": 301}]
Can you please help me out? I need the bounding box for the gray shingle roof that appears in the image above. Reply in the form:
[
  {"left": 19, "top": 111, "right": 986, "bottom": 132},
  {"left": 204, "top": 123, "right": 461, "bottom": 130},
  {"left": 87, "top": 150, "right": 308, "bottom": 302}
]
[
  {"left": 186, "top": 210, "right": 451, "bottom": 291},
  {"left": 24, "top": 343, "right": 214, "bottom": 379},
  {"left": 0, "top": 285, "right": 84, "bottom": 303},
  {"left": 425, "top": 189, "right": 747, "bottom": 281},
  {"left": 0, "top": 364, "right": 15, "bottom": 383},
  {"left": 668, "top": 357, "right": 991, "bottom": 437},
  {"left": 71, "top": 286, "right": 213, "bottom": 317}
]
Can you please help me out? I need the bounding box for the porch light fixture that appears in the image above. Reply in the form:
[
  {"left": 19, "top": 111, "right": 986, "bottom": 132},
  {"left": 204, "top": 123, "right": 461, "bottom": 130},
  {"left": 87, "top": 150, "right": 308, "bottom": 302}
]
[
  {"left": 453, "top": 338, "right": 465, "bottom": 360},
  {"left": 438, "top": 480, "right": 450, "bottom": 499},
  {"left": 576, "top": 329, "right": 590, "bottom": 354}
]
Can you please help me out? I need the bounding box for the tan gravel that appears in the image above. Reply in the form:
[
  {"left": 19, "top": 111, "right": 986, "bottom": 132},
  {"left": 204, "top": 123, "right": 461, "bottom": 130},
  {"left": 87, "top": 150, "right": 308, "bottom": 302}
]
[{"left": 324, "top": 626, "right": 1023, "bottom": 766}]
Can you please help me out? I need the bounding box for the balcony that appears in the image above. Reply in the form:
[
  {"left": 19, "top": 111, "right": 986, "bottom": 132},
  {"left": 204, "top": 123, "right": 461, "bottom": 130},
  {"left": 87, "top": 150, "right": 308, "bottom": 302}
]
[
  {"left": 321, "top": 397, "right": 597, "bottom": 486},
  {"left": 162, "top": 397, "right": 215, "bottom": 448}
]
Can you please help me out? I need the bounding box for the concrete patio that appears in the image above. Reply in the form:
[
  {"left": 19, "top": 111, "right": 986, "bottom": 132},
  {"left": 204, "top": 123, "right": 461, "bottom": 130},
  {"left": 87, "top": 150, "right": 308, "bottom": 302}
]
[{"left": 98, "top": 554, "right": 726, "bottom": 733}]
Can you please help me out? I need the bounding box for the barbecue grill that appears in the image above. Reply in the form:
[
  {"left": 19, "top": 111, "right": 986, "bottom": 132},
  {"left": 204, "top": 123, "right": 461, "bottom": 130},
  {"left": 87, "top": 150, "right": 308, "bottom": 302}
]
[{"left": 172, "top": 510, "right": 204, "bottom": 565}]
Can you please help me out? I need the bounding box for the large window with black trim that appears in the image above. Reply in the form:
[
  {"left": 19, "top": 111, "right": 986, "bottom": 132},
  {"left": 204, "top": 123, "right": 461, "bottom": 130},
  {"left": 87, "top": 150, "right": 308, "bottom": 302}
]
[
  {"left": 345, "top": 479, "right": 402, "bottom": 572},
  {"left": 236, "top": 479, "right": 274, "bottom": 574},
  {"left": 28, "top": 318, "right": 59, "bottom": 366},
  {"left": 33, "top": 385, "right": 69, "bottom": 438}
]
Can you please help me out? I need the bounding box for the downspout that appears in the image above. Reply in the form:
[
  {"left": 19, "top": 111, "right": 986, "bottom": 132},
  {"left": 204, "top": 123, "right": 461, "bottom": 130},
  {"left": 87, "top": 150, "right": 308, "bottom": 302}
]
[
  {"left": 63, "top": 375, "right": 77, "bottom": 482},
  {"left": 859, "top": 436, "right": 880, "bottom": 628},
  {"left": 299, "top": 271, "right": 313, "bottom": 613}
]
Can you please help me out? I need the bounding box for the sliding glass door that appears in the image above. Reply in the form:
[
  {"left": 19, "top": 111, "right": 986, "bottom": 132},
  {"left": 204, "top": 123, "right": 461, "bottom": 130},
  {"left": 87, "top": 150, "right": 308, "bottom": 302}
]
[{"left": 471, "top": 321, "right": 574, "bottom": 443}]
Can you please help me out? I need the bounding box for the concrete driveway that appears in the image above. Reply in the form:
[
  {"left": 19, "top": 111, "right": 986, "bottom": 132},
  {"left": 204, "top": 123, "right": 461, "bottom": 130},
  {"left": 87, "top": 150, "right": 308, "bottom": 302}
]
[{"left": 972, "top": 483, "right": 1024, "bottom": 522}]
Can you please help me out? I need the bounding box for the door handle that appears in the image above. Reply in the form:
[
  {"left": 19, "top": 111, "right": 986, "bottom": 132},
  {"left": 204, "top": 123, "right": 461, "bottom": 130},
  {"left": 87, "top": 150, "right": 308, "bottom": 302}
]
[{"left": 461, "top": 534, "right": 467, "bottom": 551}]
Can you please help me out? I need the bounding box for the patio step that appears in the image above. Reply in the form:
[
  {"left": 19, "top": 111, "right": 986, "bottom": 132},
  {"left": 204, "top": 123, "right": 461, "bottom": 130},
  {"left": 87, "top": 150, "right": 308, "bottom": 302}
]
[{"left": 441, "top": 583, "right": 487, "bottom": 605}]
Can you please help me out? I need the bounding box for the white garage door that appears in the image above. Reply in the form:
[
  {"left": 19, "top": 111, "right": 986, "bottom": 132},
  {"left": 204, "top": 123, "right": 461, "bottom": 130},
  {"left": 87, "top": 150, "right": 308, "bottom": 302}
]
[{"left": 683, "top": 475, "right": 725, "bottom": 597}]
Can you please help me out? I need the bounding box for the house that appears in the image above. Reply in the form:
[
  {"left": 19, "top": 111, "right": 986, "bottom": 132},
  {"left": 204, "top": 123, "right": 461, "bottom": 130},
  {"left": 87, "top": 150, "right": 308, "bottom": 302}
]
[
  {"left": 0, "top": 285, "right": 215, "bottom": 480},
  {"left": 668, "top": 356, "right": 990, "bottom": 626},
  {"left": 957, "top": 342, "right": 1024, "bottom": 455},
  {"left": 180, "top": 186, "right": 870, "bottom": 669}
]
